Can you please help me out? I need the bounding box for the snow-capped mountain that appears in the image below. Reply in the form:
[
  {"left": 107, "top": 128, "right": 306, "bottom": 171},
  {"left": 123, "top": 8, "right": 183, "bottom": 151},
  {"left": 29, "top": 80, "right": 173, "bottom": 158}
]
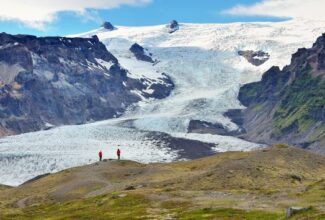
[
  {"left": 1, "top": 18, "right": 325, "bottom": 186},
  {"left": 72, "top": 18, "right": 325, "bottom": 142},
  {"left": 0, "top": 33, "right": 173, "bottom": 136}
]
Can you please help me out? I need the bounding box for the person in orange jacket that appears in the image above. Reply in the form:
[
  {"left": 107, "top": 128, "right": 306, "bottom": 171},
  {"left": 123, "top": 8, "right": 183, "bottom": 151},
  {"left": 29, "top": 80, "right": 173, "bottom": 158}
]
[
  {"left": 99, "top": 150, "right": 103, "bottom": 161},
  {"left": 117, "top": 149, "right": 121, "bottom": 160}
]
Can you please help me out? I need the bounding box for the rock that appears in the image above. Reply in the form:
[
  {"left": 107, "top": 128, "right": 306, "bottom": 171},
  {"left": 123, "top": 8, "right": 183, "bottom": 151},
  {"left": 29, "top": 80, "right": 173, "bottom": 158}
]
[
  {"left": 290, "top": 174, "right": 303, "bottom": 182},
  {"left": 135, "top": 184, "right": 145, "bottom": 189},
  {"left": 112, "top": 194, "right": 127, "bottom": 199},
  {"left": 125, "top": 184, "right": 145, "bottom": 191},
  {"left": 129, "top": 43, "right": 154, "bottom": 63},
  {"left": 118, "top": 194, "right": 127, "bottom": 198},
  {"left": 167, "top": 20, "right": 179, "bottom": 33},
  {"left": 238, "top": 50, "right": 270, "bottom": 66},
  {"left": 101, "top": 21, "right": 115, "bottom": 31},
  {"left": 125, "top": 185, "right": 136, "bottom": 190},
  {"left": 188, "top": 120, "right": 243, "bottom": 136},
  {"left": 44, "top": 122, "right": 55, "bottom": 130},
  {"left": 286, "top": 207, "right": 309, "bottom": 218},
  {"left": 91, "top": 35, "right": 99, "bottom": 41},
  {"left": 163, "top": 215, "right": 176, "bottom": 220}
]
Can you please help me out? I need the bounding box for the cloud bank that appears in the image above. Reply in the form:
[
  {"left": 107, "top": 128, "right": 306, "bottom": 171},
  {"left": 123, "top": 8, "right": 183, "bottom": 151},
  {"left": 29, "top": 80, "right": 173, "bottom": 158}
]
[
  {"left": 223, "top": 0, "right": 325, "bottom": 21},
  {"left": 0, "top": 0, "right": 152, "bottom": 30}
]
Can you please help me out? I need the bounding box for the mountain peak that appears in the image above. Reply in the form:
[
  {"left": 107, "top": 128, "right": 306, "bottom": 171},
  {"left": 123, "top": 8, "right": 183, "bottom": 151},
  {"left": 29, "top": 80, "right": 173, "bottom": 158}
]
[
  {"left": 167, "top": 20, "right": 179, "bottom": 33},
  {"left": 101, "top": 21, "right": 115, "bottom": 31}
]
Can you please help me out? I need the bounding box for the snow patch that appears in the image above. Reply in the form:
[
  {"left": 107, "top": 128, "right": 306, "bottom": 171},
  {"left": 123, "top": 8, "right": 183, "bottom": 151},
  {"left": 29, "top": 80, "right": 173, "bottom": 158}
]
[{"left": 95, "top": 58, "right": 114, "bottom": 71}]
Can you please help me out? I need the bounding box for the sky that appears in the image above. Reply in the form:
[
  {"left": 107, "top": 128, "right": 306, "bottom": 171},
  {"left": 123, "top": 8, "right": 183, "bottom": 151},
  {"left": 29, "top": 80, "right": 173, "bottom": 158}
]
[{"left": 0, "top": 0, "right": 324, "bottom": 36}]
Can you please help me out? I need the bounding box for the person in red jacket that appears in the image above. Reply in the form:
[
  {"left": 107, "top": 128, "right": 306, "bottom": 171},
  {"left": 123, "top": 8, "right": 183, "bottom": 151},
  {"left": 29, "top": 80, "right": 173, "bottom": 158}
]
[
  {"left": 99, "top": 150, "right": 103, "bottom": 161},
  {"left": 117, "top": 149, "right": 121, "bottom": 160}
]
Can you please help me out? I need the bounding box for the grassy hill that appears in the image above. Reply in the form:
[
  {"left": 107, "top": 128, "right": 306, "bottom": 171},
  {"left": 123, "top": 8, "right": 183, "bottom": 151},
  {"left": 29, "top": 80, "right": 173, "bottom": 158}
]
[
  {"left": 0, "top": 184, "right": 11, "bottom": 191},
  {"left": 1, "top": 145, "right": 325, "bottom": 219}
]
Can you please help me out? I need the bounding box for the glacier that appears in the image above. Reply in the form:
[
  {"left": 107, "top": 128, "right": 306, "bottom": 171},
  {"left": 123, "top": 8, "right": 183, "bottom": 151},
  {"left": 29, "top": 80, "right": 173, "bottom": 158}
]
[{"left": 1, "top": 18, "right": 325, "bottom": 186}]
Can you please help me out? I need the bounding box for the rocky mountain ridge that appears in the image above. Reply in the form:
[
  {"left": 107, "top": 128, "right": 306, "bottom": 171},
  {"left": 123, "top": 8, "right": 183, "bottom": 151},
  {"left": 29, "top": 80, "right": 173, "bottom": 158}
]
[
  {"left": 236, "top": 33, "right": 325, "bottom": 153},
  {"left": 0, "top": 33, "right": 174, "bottom": 136}
]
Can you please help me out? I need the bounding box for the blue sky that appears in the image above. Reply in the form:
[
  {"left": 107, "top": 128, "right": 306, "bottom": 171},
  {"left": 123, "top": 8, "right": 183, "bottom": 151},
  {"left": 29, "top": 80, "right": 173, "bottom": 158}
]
[{"left": 0, "top": 0, "right": 319, "bottom": 36}]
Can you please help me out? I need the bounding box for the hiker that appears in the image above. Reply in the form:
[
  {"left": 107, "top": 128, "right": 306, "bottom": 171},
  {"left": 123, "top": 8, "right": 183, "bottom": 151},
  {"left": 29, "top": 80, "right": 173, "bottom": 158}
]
[
  {"left": 117, "top": 149, "right": 121, "bottom": 160},
  {"left": 99, "top": 150, "right": 103, "bottom": 161}
]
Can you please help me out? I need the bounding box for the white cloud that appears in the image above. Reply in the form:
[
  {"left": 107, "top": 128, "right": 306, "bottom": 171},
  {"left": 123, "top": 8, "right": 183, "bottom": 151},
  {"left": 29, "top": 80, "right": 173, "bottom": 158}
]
[
  {"left": 223, "top": 0, "right": 325, "bottom": 21},
  {"left": 0, "top": 0, "right": 152, "bottom": 30}
]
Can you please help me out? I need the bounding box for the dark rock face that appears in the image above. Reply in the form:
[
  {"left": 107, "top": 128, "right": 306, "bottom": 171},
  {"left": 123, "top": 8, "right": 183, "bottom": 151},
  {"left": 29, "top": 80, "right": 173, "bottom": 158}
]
[
  {"left": 234, "top": 33, "right": 325, "bottom": 153},
  {"left": 146, "top": 131, "right": 215, "bottom": 160},
  {"left": 223, "top": 109, "right": 245, "bottom": 129},
  {"left": 0, "top": 33, "right": 174, "bottom": 135},
  {"left": 101, "top": 22, "right": 115, "bottom": 31},
  {"left": 188, "top": 120, "right": 243, "bottom": 136},
  {"left": 129, "top": 43, "right": 154, "bottom": 63},
  {"left": 167, "top": 20, "right": 179, "bottom": 34},
  {"left": 238, "top": 66, "right": 289, "bottom": 107},
  {"left": 238, "top": 50, "right": 270, "bottom": 66},
  {"left": 142, "top": 73, "right": 174, "bottom": 99}
]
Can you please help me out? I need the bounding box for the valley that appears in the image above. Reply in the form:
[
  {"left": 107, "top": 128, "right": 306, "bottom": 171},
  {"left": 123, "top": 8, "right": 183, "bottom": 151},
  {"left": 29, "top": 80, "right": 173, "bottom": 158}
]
[{"left": 0, "top": 19, "right": 325, "bottom": 187}]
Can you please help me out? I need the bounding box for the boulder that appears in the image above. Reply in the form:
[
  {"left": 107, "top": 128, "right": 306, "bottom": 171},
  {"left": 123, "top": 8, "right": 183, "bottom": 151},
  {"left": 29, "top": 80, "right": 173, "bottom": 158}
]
[{"left": 286, "top": 207, "right": 309, "bottom": 218}]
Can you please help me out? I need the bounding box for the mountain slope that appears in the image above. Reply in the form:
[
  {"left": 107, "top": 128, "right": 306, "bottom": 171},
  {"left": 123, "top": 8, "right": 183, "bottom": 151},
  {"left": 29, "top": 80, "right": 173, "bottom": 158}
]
[
  {"left": 0, "top": 33, "right": 173, "bottom": 135},
  {"left": 238, "top": 34, "right": 325, "bottom": 152},
  {"left": 1, "top": 146, "right": 325, "bottom": 219}
]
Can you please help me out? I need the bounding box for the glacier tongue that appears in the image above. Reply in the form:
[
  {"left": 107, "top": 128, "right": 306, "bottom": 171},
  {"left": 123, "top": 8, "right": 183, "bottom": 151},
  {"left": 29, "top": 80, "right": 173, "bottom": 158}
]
[
  {"left": 2, "top": 18, "right": 325, "bottom": 186},
  {"left": 0, "top": 123, "right": 178, "bottom": 186}
]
